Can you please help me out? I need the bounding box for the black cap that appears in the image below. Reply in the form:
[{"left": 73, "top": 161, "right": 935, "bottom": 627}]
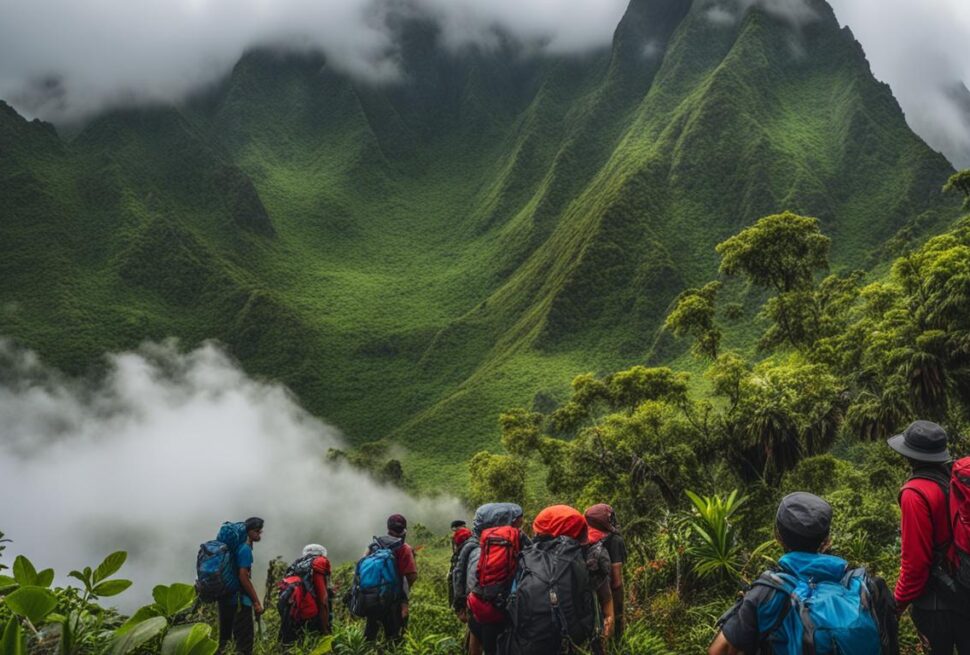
[
  {"left": 776, "top": 493, "right": 832, "bottom": 552},
  {"left": 887, "top": 420, "right": 951, "bottom": 463},
  {"left": 387, "top": 514, "right": 407, "bottom": 532},
  {"left": 450, "top": 520, "right": 467, "bottom": 530}
]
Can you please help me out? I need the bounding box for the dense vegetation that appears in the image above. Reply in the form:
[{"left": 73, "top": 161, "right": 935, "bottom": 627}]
[
  {"left": 0, "top": 0, "right": 959, "bottom": 492},
  {"left": 4, "top": 174, "right": 968, "bottom": 653},
  {"left": 467, "top": 173, "right": 970, "bottom": 650}
]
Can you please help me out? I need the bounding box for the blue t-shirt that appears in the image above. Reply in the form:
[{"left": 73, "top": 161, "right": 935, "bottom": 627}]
[{"left": 233, "top": 543, "right": 254, "bottom": 606}]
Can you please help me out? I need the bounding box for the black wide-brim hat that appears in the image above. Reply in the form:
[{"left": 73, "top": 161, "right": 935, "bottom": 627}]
[{"left": 887, "top": 420, "right": 951, "bottom": 463}]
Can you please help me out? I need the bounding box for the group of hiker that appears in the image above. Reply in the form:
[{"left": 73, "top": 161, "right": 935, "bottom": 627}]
[
  {"left": 195, "top": 419, "right": 970, "bottom": 655},
  {"left": 446, "top": 502, "right": 627, "bottom": 655}
]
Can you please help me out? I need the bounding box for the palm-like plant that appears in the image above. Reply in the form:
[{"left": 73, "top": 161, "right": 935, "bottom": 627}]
[{"left": 684, "top": 490, "right": 746, "bottom": 582}]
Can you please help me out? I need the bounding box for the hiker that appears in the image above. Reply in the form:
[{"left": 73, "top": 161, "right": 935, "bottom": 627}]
[
  {"left": 888, "top": 420, "right": 970, "bottom": 654},
  {"left": 356, "top": 513, "right": 417, "bottom": 644},
  {"left": 217, "top": 517, "right": 264, "bottom": 655},
  {"left": 585, "top": 504, "right": 626, "bottom": 640},
  {"left": 584, "top": 516, "right": 617, "bottom": 652},
  {"left": 500, "top": 504, "right": 598, "bottom": 655},
  {"left": 453, "top": 503, "right": 528, "bottom": 655},
  {"left": 468, "top": 505, "right": 529, "bottom": 655},
  {"left": 709, "top": 493, "right": 897, "bottom": 655},
  {"left": 278, "top": 544, "right": 332, "bottom": 645}
]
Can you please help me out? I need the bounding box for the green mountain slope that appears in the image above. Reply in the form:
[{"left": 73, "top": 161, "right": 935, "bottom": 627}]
[{"left": 0, "top": 0, "right": 959, "bottom": 491}]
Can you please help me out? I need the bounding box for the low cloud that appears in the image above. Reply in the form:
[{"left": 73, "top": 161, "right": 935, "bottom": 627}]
[
  {"left": 702, "top": 0, "right": 819, "bottom": 28},
  {"left": 0, "top": 339, "right": 462, "bottom": 610},
  {"left": 0, "top": 0, "right": 627, "bottom": 123}
]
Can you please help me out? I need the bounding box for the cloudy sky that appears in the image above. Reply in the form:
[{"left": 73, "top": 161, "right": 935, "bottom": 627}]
[{"left": 0, "top": 0, "right": 967, "bottom": 165}]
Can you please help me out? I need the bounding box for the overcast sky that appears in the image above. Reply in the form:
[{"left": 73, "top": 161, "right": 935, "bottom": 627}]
[{"left": 0, "top": 0, "right": 967, "bottom": 160}]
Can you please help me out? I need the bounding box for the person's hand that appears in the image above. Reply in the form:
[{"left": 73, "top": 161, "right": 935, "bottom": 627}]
[
  {"left": 457, "top": 607, "right": 468, "bottom": 623},
  {"left": 253, "top": 601, "right": 264, "bottom": 616},
  {"left": 401, "top": 603, "right": 410, "bottom": 619},
  {"left": 602, "top": 616, "right": 615, "bottom": 639},
  {"left": 894, "top": 601, "right": 908, "bottom": 618}
]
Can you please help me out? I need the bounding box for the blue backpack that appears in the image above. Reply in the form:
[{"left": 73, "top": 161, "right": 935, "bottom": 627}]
[
  {"left": 754, "top": 552, "right": 881, "bottom": 655},
  {"left": 195, "top": 522, "right": 247, "bottom": 603},
  {"left": 348, "top": 538, "right": 402, "bottom": 616}
]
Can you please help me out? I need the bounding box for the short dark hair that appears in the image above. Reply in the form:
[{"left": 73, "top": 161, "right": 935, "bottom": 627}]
[{"left": 244, "top": 517, "right": 264, "bottom": 532}]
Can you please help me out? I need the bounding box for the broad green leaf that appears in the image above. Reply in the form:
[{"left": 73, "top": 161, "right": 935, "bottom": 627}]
[
  {"left": 93, "top": 551, "right": 127, "bottom": 584},
  {"left": 161, "top": 623, "right": 217, "bottom": 655},
  {"left": 5, "top": 585, "right": 57, "bottom": 624},
  {"left": 2, "top": 616, "right": 26, "bottom": 655},
  {"left": 153, "top": 583, "right": 196, "bottom": 617},
  {"left": 108, "top": 616, "right": 167, "bottom": 655},
  {"left": 117, "top": 605, "right": 164, "bottom": 634},
  {"left": 92, "top": 579, "right": 132, "bottom": 597},
  {"left": 0, "top": 574, "right": 18, "bottom": 593},
  {"left": 35, "top": 568, "right": 54, "bottom": 589},
  {"left": 310, "top": 636, "right": 335, "bottom": 655},
  {"left": 12, "top": 556, "right": 38, "bottom": 586}
]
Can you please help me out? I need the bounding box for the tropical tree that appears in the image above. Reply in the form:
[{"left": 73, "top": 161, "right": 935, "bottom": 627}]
[
  {"left": 944, "top": 169, "right": 970, "bottom": 209},
  {"left": 664, "top": 281, "right": 722, "bottom": 359},
  {"left": 716, "top": 212, "right": 831, "bottom": 349}
]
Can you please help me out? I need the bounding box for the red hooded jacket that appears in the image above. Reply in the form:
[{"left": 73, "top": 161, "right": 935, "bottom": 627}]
[{"left": 896, "top": 478, "right": 953, "bottom": 607}]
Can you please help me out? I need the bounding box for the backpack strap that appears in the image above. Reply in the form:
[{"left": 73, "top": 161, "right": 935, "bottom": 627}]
[
  {"left": 752, "top": 570, "right": 821, "bottom": 654},
  {"left": 751, "top": 571, "right": 797, "bottom": 637}
]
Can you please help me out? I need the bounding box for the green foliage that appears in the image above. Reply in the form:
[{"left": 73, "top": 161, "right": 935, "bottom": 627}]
[
  {"left": 12, "top": 555, "right": 54, "bottom": 589},
  {"left": 684, "top": 490, "right": 746, "bottom": 582},
  {"left": 5, "top": 586, "right": 58, "bottom": 624},
  {"left": 0, "top": 548, "right": 133, "bottom": 654},
  {"left": 108, "top": 616, "right": 168, "bottom": 654},
  {"left": 468, "top": 451, "right": 526, "bottom": 507},
  {"left": 69, "top": 551, "right": 133, "bottom": 599},
  {"left": 159, "top": 623, "right": 218, "bottom": 655},
  {"left": 2, "top": 616, "right": 27, "bottom": 655},
  {"left": 665, "top": 281, "right": 722, "bottom": 359},
  {"left": 944, "top": 169, "right": 970, "bottom": 209}
]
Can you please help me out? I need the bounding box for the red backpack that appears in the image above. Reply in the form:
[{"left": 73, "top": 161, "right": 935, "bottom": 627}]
[
  {"left": 949, "top": 458, "right": 970, "bottom": 589},
  {"left": 277, "top": 555, "right": 325, "bottom": 625},
  {"left": 473, "top": 525, "right": 522, "bottom": 605}
]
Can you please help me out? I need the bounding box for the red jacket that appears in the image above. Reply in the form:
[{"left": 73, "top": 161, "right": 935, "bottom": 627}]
[{"left": 896, "top": 478, "right": 952, "bottom": 607}]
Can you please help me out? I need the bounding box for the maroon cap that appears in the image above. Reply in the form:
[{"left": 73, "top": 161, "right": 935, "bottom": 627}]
[{"left": 387, "top": 514, "right": 407, "bottom": 532}]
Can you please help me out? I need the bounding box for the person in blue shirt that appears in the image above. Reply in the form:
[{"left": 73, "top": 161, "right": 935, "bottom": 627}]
[
  {"left": 218, "top": 517, "right": 264, "bottom": 655},
  {"left": 708, "top": 494, "right": 897, "bottom": 655}
]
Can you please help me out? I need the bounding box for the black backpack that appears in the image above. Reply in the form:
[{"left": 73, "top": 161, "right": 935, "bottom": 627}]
[
  {"left": 451, "top": 539, "right": 479, "bottom": 612},
  {"left": 501, "top": 536, "right": 595, "bottom": 655}
]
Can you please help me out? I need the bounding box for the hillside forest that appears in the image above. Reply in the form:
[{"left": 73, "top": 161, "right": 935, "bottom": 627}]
[{"left": 3, "top": 173, "right": 970, "bottom": 653}]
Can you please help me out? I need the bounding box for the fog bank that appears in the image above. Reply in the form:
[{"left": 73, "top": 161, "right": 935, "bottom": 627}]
[{"left": 0, "top": 338, "right": 462, "bottom": 609}]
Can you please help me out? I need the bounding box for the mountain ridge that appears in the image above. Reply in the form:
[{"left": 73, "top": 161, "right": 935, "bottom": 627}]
[{"left": 0, "top": 0, "right": 960, "bottom": 491}]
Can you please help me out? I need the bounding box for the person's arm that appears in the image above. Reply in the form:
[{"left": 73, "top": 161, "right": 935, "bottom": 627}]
[
  {"left": 610, "top": 562, "right": 623, "bottom": 591},
  {"left": 596, "top": 583, "right": 615, "bottom": 639},
  {"left": 895, "top": 487, "right": 936, "bottom": 610},
  {"left": 402, "top": 546, "right": 418, "bottom": 587},
  {"left": 709, "top": 631, "right": 742, "bottom": 655},
  {"left": 238, "top": 568, "right": 263, "bottom": 615}
]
